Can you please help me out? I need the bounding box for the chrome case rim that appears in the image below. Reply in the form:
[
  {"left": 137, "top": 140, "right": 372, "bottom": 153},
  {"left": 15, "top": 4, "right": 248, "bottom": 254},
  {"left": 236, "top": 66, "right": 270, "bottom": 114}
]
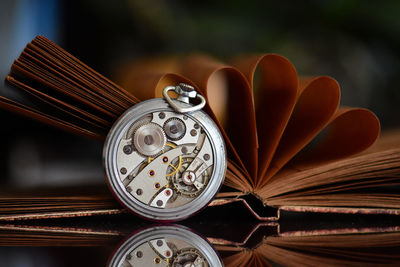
[{"left": 103, "top": 98, "right": 226, "bottom": 221}]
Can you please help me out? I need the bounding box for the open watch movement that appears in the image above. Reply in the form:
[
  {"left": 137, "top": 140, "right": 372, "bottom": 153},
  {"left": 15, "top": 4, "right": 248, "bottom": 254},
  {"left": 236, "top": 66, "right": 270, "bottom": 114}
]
[
  {"left": 103, "top": 83, "right": 226, "bottom": 221},
  {"left": 108, "top": 225, "right": 223, "bottom": 267}
]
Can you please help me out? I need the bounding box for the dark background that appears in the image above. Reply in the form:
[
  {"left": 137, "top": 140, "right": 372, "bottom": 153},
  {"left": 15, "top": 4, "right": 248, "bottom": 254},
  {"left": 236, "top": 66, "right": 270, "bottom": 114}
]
[{"left": 0, "top": 0, "right": 399, "bottom": 197}]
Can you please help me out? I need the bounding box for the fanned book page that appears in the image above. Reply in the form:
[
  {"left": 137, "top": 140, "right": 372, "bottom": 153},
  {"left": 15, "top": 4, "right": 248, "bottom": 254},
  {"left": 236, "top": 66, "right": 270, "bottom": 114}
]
[
  {"left": 0, "top": 36, "right": 399, "bottom": 220},
  {"left": 2, "top": 36, "right": 139, "bottom": 140}
]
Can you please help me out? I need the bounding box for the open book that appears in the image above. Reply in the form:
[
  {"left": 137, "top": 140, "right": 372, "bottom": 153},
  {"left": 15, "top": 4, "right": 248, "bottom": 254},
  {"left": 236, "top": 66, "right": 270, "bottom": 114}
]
[{"left": 0, "top": 36, "right": 399, "bottom": 220}]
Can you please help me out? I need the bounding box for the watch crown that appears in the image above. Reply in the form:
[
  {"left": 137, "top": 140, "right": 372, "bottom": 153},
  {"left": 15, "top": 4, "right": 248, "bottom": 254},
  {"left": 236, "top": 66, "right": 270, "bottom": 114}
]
[{"left": 175, "top": 83, "right": 197, "bottom": 98}]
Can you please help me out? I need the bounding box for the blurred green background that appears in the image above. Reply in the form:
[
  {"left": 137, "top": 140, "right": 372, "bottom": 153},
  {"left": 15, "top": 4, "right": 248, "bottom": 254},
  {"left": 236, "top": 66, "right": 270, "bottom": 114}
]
[{"left": 0, "top": 0, "right": 399, "bottom": 186}]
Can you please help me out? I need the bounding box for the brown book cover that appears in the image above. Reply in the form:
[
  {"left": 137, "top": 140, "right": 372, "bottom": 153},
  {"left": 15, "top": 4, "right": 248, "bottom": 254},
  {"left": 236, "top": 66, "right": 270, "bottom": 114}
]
[{"left": 0, "top": 36, "right": 399, "bottom": 221}]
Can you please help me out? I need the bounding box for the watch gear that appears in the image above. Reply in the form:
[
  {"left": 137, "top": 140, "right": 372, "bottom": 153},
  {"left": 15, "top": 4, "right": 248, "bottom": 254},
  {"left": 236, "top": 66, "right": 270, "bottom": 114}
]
[
  {"left": 163, "top": 117, "right": 186, "bottom": 140},
  {"left": 133, "top": 122, "right": 166, "bottom": 157},
  {"left": 169, "top": 156, "right": 211, "bottom": 197},
  {"left": 171, "top": 248, "right": 208, "bottom": 267},
  {"left": 126, "top": 115, "right": 152, "bottom": 138}
]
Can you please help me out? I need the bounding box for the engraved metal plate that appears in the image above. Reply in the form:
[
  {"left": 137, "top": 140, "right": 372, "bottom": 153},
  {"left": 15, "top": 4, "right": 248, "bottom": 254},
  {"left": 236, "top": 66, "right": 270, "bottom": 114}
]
[
  {"left": 108, "top": 225, "right": 223, "bottom": 267},
  {"left": 103, "top": 84, "right": 226, "bottom": 221}
]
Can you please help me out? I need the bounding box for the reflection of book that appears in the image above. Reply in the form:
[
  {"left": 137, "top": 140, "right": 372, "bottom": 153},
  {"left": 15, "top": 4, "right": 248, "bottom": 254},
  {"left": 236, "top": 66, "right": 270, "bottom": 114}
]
[
  {"left": 0, "top": 223, "right": 122, "bottom": 246},
  {"left": 0, "top": 36, "right": 399, "bottom": 220},
  {"left": 204, "top": 222, "right": 400, "bottom": 266},
  {"left": 1, "top": 221, "right": 399, "bottom": 267},
  {"left": 218, "top": 230, "right": 400, "bottom": 266}
]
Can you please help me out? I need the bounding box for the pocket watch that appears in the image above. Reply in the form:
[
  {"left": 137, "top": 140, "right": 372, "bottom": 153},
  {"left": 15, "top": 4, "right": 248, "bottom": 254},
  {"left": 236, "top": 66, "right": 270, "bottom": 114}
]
[
  {"left": 108, "top": 225, "right": 223, "bottom": 267},
  {"left": 103, "top": 83, "right": 226, "bottom": 221}
]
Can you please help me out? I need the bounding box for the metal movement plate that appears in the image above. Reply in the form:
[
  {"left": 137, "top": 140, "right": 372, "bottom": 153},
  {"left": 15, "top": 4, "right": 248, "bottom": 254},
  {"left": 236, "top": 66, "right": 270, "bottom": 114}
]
[
  {"left": 103, "top": 93, "right": 226, "bottom": 221},
  {"left": 108, "top": 225, "right": 223, "bottom": 267}
]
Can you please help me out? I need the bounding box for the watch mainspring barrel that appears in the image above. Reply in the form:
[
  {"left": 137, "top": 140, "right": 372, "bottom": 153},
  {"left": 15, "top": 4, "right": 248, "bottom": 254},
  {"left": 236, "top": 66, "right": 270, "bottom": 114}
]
[
  {"left": 103, "top": 84, "right": 226, "bottom": 221},
  {"left": 108, "top": 225, "right": 223, "bottom": 267}
]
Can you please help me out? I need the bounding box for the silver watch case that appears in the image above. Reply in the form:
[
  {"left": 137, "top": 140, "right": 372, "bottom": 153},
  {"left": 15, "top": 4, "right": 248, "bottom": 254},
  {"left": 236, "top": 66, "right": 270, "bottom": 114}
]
[{"left": 103, "top": 98, "right": 226, "bottom": 221}]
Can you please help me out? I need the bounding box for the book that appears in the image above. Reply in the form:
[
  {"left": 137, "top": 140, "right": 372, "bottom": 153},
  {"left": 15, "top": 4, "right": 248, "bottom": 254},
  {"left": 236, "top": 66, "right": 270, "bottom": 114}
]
[{"left": 0, "top": 36, "right": 399, "bottom": 220}]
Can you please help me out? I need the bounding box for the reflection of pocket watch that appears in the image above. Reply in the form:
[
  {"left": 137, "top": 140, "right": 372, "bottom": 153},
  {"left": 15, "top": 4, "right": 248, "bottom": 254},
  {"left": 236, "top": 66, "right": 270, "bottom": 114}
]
[
  {"left": 104, "top": 83, "right": 226, "bottom": 221},
  {"left": 108, "top": 225, "right": 223, "bottom": 267}
]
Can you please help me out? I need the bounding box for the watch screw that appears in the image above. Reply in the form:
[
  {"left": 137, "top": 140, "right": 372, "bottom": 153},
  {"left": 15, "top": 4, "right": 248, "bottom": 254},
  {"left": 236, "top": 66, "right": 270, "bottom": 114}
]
[{"left": 123, "top": 145, "right": 132, "bottom": 154}]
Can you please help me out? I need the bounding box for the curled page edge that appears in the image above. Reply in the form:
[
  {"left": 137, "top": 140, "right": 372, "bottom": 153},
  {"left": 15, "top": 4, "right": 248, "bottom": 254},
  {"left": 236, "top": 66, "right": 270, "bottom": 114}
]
[
  {"left": 0, "top": 209, "right": 125, "bottom": 221},
  {"left": 209, "top": 197, "right": 400, "bottom": 222}
]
